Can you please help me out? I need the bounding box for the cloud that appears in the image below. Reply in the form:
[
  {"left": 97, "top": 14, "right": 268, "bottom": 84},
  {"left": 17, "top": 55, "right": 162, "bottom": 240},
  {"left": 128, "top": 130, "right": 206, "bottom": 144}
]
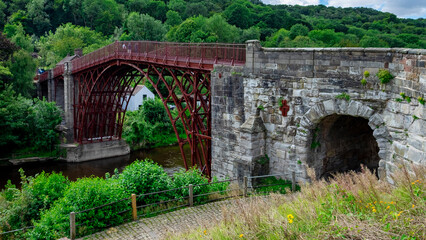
[{"left": 262, "top": 0, "right": 426, "bottom": 19}]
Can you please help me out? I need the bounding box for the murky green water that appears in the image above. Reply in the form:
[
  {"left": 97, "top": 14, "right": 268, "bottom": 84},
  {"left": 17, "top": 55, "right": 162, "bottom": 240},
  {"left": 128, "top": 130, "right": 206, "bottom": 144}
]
[{"left": 0, "top": 144, "right": 189, "bottom": 190}]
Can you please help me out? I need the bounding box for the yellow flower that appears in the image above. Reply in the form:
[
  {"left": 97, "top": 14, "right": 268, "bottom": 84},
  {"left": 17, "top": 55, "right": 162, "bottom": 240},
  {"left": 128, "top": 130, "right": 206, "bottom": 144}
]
[
  {"left": 391, "top": 201, "right": 395, "bottom": 204},
  {"left": 386, "top": 206, "right": 390, "bottom": 209},
  {"left": 380, "top": 201, "right": 383, "bottom": 204},
  {"left": 374, "top": 201, "right": 377, "bottom": 204},
  {"left": 412, "top": 204, "right": 415, "bottom": 208},
  {"left": 288, "top": 219, "right": 293, "bottom": 223},
  {"left": 239, "top": 234, "right": 244, "bottom": 238},
  {"left": 204, "top": 230, "right": 207, "bottom": 235},
  {"left": 287, "top": 214, "right": 294, "bottom": 219},
  {"left": 372, "top": 208, "right": 377, "bottom": 212},
  {"left": 412, "top": 182, "right": 415, "bottom": 185}
]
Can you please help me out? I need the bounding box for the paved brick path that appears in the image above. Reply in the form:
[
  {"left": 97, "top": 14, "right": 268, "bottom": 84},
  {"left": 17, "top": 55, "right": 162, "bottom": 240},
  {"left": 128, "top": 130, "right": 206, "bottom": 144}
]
[{"left": 79, "top": 199, "right": 237, "bottom": 240}]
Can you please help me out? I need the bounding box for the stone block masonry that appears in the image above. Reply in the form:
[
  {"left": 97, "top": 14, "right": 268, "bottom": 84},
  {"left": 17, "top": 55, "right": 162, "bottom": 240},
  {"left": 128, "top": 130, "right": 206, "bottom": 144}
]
[{"left": 211, "top": 40, "right": 426, "bottom": 183}]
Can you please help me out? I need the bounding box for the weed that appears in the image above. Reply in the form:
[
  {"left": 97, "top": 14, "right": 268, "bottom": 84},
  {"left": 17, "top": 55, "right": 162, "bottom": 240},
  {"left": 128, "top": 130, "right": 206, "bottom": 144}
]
[
  {"left": 417, "top": 97, "right": 425, "bottom": 105},
  {"left": 364, "top": 70, "right": 370, "bottom": 78},
  {"left": 335, "top": 93, "right": 350, "bottom": 101},
  {"left": 376, "top": 69, "right": 394, "bottom": 84},
  {"left": 361, "top": 78, "right": 367, "bottom": 86}
]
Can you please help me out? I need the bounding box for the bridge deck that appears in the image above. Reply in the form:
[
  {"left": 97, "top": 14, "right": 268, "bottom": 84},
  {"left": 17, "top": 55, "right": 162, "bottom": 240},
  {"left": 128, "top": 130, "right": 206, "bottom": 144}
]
[{"left": 49, "top": 41, "right": 246, "bottom": 77}]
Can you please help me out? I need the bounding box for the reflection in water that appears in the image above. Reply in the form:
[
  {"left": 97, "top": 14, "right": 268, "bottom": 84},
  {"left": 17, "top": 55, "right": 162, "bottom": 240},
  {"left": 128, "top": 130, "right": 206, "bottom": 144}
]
[{"left": 0, "top": 144, "right": 189, "bottom": 190}]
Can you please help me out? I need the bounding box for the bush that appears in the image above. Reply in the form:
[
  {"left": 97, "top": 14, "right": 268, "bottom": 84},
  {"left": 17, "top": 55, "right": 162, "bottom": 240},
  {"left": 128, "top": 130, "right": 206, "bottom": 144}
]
[
  {"left": 376, "top": 69, "right": 394, "bottom": 84},
  {"left": 0, "top": 86, "right": 62, "bottom": 157},
  {"left": 28, "top": 177, "right": 128, "bottom": 239},
  {"left": 0, "top": 170, "right": 69, "bottom": 239},
  {"left": 172, "top": 168, "right": 209, "bottom": 203},
  {"left": 122, "top": 98, "right": 185, "bottom": 149},
  {"left": 118, "top": 159, "right": 172, "bottom": 204}
]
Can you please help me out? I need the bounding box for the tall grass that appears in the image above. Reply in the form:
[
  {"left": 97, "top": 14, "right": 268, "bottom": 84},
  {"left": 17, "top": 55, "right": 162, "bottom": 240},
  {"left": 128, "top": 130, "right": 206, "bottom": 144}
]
[{"left": 169, "top": 165, "right": 425, "bottom": 239}]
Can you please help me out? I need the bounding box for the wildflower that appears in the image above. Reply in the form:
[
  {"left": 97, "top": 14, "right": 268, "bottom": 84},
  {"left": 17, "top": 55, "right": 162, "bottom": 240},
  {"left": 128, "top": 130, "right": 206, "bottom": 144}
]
[
  {"left": 386, "top": 206, "right": 390, "bottom": 210},
  {"left": 391, "top": 201, "right": 395, "bottom": 204},
  {"left": 374, "top": 201, "right": 377, "bottom": 204},
  {"left": 372, "top": 208, "right": 377, "bottom": 213},
  {"left": 287, "top": 214, "right": 294, "bottom": 219},
  {"left": 239, "top": 234, "right": 244, "bottom": 238},
  {"left": 204, "top": 230, "right": 207, "bottom": 235},
  {"left": 288, "top": 219, "right": 293, "bottom": 223},
  {"left": 412, "top": 204, "right": 415, "bottom": 208},
  {"left": 412, "top": 182, "right": 415, "bottom": 185},
  {"left": 380, "top": 201, "right": 383, "bottom": 204}
]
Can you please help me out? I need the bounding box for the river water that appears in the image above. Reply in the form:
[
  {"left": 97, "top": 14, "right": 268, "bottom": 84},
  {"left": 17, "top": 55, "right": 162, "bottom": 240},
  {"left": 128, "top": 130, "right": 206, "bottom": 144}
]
[{"left": 0, "top": 144, "right": 189, "bottom": 190}]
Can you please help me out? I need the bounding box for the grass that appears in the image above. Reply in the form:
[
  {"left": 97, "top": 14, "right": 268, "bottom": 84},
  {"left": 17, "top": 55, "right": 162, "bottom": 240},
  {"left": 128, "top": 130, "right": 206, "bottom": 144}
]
[{"left": 167, "top": 165, "right": 425, "bottom": 240}]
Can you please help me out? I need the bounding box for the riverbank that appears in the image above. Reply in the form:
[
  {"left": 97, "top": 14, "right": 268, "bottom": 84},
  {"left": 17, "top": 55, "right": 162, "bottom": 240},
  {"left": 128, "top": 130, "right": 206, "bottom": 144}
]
[{"left": 0, "top": 144, "right": 189, "bottom": 190}]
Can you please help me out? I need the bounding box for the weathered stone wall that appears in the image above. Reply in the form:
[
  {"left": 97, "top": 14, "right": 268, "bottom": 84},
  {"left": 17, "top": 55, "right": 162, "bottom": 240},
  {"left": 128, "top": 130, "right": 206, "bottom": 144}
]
[{"left": 212, "top": 40, "right": 425, "bottom": 183}]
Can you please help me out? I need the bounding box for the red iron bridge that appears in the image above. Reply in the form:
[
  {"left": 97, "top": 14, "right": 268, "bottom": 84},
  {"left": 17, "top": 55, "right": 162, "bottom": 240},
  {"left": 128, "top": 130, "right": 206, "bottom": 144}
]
[{"left": 37, "top": 41, "right": 246, "bottom": 177}]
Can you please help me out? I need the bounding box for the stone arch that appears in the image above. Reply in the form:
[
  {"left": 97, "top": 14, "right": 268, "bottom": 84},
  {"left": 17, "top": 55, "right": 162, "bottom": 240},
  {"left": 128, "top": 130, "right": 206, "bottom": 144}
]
[{"left": 295, "top": 99, "right": 391, "bottom": 179}]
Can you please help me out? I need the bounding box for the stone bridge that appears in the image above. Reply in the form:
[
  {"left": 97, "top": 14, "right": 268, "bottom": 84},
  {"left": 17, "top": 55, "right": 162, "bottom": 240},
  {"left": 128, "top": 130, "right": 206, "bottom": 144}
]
[
  {"left": 38, "top": 40, "right": 426, "bottom": 182},
  {"left": 211, "top": 40, "right": 425, "bottom": 183}
]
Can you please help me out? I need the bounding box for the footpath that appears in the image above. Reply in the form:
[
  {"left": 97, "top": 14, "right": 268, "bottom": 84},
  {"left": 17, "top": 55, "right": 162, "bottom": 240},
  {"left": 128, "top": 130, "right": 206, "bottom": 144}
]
[{"left": 78, "top": 198, "right": 237, "bottom": 240}]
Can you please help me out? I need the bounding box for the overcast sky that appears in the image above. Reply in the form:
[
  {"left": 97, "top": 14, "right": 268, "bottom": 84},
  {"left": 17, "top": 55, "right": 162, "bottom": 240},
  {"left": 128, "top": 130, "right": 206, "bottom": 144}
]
[{"left": 262, "top": 0, "right": 426, "bottom": 19}]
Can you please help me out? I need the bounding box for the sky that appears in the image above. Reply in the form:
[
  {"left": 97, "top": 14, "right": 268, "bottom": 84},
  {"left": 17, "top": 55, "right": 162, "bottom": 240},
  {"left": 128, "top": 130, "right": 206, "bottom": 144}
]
[{"left": 262, "top": 0, "right": 426, "bottom": 19}]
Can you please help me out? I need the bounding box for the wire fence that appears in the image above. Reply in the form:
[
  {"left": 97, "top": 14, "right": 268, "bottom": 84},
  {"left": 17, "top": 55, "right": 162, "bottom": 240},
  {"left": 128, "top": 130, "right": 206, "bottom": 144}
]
[{"left": 0, "top": 173, "right": 297, "bottom": 240}]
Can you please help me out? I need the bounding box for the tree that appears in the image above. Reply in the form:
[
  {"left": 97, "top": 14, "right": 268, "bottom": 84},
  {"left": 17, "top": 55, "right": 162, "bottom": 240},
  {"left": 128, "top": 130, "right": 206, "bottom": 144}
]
[
  {"left": 26, "top": 0, "right": 51, "bottom": 35},
  {"left": 37, "top": 23, "right": 111, "bottom": 68},
  {"left": 8, "top": 49, "right": 36, "bottom": 97},
  {"left": 165, "top": 10, "right": 182, "bottom": 26},
  {"left": 0, "top": 0, "right": 6, "bottom": 27},
  {"left": 224, "top": 2, "right": 253, "bottom": 29},
  {"left": 289, "top": 24, "right": 309, "bottom": 40},
  {"left": 308, "top": 29, "right": 343, "bottom": 47},
  {"left": 204, "top": 14, "right": 240, "bottom": 43},
  {"left": 359, "top": 35, "right": 389, "bottom": 48},
  {"left": 125, "top": 12, "right": 166, "bottom": 41},
  {"left": 82, "top": 0, "right": 123, "bottom": 35}
]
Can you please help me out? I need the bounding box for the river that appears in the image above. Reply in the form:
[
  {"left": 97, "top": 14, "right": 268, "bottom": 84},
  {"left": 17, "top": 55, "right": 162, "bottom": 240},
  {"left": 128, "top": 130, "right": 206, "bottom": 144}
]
[{"left": 0, "top": 144, "right": 189, "bottom": 190}]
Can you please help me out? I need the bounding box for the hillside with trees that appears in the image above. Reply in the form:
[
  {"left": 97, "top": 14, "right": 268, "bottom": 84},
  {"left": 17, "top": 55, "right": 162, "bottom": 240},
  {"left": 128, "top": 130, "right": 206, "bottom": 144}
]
[{"left": 0, "top": 0, "right": 425, "bottom": 70}]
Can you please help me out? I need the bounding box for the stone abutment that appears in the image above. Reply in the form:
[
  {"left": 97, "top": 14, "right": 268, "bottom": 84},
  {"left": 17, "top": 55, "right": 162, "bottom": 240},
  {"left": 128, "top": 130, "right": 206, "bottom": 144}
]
[{"left": 211, "top": 40, "right": 426, "bottom": 183}]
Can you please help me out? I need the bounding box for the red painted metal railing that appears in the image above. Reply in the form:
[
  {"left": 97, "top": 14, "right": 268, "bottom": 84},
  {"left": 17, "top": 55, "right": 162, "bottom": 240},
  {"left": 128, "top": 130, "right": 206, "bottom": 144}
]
[
  {"left": 38, "top": 71, "right": 49, "bottom": 82},
  {"left": 72, "top": 41, "right": 246, "bottom": 73},
  {"left": 53, "top": 64, "right": 64, "bottom": 78}
]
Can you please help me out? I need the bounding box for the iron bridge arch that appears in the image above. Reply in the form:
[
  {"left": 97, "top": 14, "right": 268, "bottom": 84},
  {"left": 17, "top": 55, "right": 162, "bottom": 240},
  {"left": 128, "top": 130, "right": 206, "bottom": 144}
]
[{"left": 73, "top": 61, "right": 212, "bottom": 176}]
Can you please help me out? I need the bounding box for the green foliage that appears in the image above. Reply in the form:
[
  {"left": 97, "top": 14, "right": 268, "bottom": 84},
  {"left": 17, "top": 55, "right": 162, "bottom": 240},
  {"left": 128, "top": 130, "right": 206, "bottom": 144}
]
[
  {"left": 335, "top": 92, "right": 351, "bottom": 101},
  {"left": 7, "top": 49, "right": 36, "bottom": 97},
  {"left": 122, "top": 98, "right": 185, "bottom": 149},
  {"left": 118, "top": 159, "right": 171, "bottom": 204},
  {"left": 254, "top": 176, "right": 299, "bottom": 194},
  {"left": 0, "top": 87, "right": 62, "bottom": 156},
  {"left": 364, "top": 70, "right": 370, "bottom": 78},
  {"left": 124, "top": 12, "right": 167, "bottom": 41},
  {"left": 165, "top": 10, "right": 182, "bottom": 26},
  {"left": 172, "top": 167, "right": 208, "bottom": 202},
  {"left": 257, "top": 105, "right": 265, "bottom": 111},
  {"left": 37, "top": 23, "right": 111, "bottom": 68},
  {"left": 417, "top": 97, "right": 425, "bottom": 105},
  {"left": 289, "top": 24, "right": 309, "bottom": 40},
  {"left": 360, "top": 78, "right": 367, "bottom": 86},
  {"left": 29, "top": 177, "right": 128, "bottom": 239},
  {"left": 376, "top": 69, "right": 394, "bottom": 84},
  {"left": 82, "top": 0, "right": 123, "bottom": 35},
  {"left": 0, "top": 170, "right": 69, "bottom": 238}
]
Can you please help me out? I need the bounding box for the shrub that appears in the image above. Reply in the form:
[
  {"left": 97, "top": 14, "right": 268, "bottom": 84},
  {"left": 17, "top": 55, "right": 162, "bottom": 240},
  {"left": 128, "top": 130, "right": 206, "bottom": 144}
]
[
  {"left": 172, "top": 168, "right": 209, "bottom": 203},
  {"left": 28, "top": 177, "right": 128, "bottom": 239},
  {"left": 0, "top": 170, "right": 69, "bottom": 239},
  {"left": 118, "top": 159, "right": 172, "bottom": 204},
  {"left": 376, "top": 69, "right": 394, "bottom": 84}
]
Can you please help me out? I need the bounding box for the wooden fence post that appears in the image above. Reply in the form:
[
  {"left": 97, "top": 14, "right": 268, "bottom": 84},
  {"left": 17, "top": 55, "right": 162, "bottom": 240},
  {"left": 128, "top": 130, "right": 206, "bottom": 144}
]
[
  {"left": 243, "top": 176, "right": 248, "bottom": 197},
  {"left": 292, "top": 172, "right": 296, "bottom": 192},
  {"left": 131, "top": 194, "right": 137, "bottom": 221},
  {"left": 70, "top": 212, "right": 76, "bottom": 240},
  {"left": 189, "top": 184, "right": 194, "bottom": 207}
]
